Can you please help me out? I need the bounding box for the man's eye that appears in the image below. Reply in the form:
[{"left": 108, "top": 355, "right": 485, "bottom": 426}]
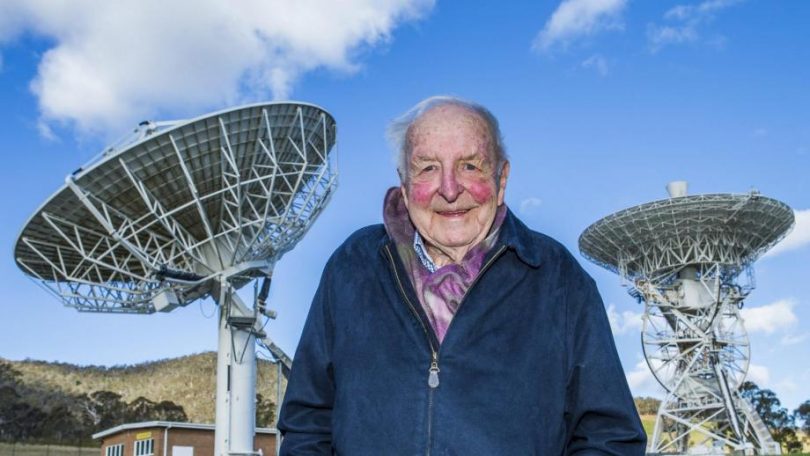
[
  {"left": 421, "top": 165, "right": 437, "bottom": 173},
  {"left": 462, "top": 163, "right": 478, "bottom": 171}
]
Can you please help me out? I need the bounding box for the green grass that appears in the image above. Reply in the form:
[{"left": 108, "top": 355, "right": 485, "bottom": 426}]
[
  {"left": 639, "top": 415, "right": 810, "bottom": 454},
  {"left": 641, "top": 414, "right": 656, "bottom": 437}
]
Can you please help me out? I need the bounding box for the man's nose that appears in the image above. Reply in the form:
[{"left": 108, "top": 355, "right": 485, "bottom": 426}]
[{"left": 438, "top": 169, "right": 462, "bottom": 202}]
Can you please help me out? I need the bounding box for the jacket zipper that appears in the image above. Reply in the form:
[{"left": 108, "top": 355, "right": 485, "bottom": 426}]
[
  {"left": 384, "top": 244, "right": 438, "bottom": 359},
  {"left": 384, "top": 243, "right": 507, "bottom": 455},
  {"left": 384, "top": 245, "right": 438, "bottom": 455}
]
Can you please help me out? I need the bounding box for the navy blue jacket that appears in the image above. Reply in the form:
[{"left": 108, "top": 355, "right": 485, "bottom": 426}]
[{"left": 278, "top": 211, "right": 646, "bottom": 455}]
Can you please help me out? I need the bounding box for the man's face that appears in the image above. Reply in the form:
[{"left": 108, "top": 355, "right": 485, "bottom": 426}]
[{"left": 401, "top": 105, "right": 509, "bottom": 259}]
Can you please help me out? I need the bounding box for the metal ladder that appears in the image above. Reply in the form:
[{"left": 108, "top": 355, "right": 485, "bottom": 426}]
[{"left": 737, "top": 395, "right": 782, "bottom": 455}]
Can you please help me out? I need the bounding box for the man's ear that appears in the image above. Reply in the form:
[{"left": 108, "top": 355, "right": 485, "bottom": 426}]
[
  {"left": 497, "top": 161, "right": 510, "bottom": 206},
  {"left": 400, "top": 184, "right": 410, "bottom": 209}
]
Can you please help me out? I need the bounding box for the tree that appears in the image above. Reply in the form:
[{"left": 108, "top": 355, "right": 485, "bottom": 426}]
[
  {"left": 634, "top": 396, "right": 661, "bottom": 415},
  {"left": 38, "top": 404, "right": 88, "bottom": 444},
  {"left": 0, "top": 362, "right": 22, "bottom": 387},
  {"left": 256, "top": 393, "right": 276, "bottom": 427},
  {"left": 795, "top": 400, "right": 810, "bottom": 435},
  {"left": 77, "top": 390, "right": 129, "bottom": 431},
  {"left": 0, "top": 386, "right": 23, "bottom": 440},
  {"left": 152, "top": 400, "right": 187, "bottom": 421},
  {"left": 0, "top": 391, "right": 47, "bottom": 442},
  {"left": 127, "top": 396, "right": 156, "bottom": 422},
  {"left": 127, "top": 397, "right": 187, "bottom": 422}
]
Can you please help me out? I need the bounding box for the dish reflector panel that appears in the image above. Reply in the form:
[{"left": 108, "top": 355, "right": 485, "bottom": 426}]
[{"left": 15, "top": 102, "right": 337, "bottom": 313}]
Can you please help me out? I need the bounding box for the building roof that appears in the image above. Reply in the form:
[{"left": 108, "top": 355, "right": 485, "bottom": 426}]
[{"left": 92, "top": 421, "right": 278, "bottom": 440}]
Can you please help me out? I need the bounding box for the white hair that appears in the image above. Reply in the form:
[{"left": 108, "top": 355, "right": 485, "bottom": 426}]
[{"left": 387, "top": 95, "right": 508, "bottom": 182}]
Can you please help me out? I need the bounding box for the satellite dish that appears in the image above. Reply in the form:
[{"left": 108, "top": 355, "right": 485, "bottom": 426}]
[
  {"left": 14, "top": 102, "right": 338, "bottom": 456},
  {"left": 579, "top": 184, "right": 793, "bottom": 455}
]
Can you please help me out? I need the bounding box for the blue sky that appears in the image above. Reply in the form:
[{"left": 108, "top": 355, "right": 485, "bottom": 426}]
[{"left": 1, "top": 0, "right": 808, "bottom": 409}]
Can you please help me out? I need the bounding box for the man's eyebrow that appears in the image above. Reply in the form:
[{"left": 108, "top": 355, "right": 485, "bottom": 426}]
[
  {"left": 461, "top": 152, "right": 492, "bottom": 164},
  {"left": 410, "top": 154, "right": 438, "bottom": 163}
]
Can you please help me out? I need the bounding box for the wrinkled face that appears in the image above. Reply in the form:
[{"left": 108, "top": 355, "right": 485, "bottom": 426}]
[{"left": 401, "top": 104, "right": 509, "bottom": 258}]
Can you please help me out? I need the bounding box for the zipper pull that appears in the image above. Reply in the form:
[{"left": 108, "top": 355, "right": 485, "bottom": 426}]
[{"left": 428, "top": 353, "right": 440, "bottom": 388}]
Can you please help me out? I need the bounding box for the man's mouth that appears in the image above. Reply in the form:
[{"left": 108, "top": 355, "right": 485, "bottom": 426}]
[{"left": 436, "top": 208, "right": 472, "bottom": 217}]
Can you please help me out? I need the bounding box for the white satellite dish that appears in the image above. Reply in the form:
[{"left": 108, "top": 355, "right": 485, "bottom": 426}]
[
  {"left": 580, "top": 183, "right": 792, "bottom": 455},
  {"left": 15, "top": 102, "right": 338, "bottom": 456}
]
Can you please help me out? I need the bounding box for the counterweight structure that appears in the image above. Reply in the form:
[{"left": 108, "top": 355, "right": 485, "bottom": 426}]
[
  {"left": 579, "top": 182, "right": 793, "bottom": 455},
  {"left": 14, "top": 102, "right": 337, "bottom": 456}
]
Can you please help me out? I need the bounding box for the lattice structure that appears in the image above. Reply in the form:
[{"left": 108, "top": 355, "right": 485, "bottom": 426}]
[
  {"left": 580, "top": 187, "right": 793, "bottom": 455},
  {"left": 15, "top": 102, "right": 337, "bottom": 314}
]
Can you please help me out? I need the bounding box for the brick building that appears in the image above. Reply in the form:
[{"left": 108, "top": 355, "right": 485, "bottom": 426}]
[{"left": 93, "top": 422, "right": 278, "bottom": 456}]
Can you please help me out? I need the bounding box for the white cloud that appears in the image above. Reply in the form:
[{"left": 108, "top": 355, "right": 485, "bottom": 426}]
[
  {"left": 647, "top": 25, "right": 698, "bottom": 50},
  {"left": 740, "top": 299, "right": 798, "bottom": 334},
  {"left": 664, "top": 0, "right": 742, "bottom": 21},
  {"left": 581, "top": 54, "right": 609, "bottom": 76},
  {"left": 647, "top": 0, "right": 742, "bottom": 53},
  {"left": 780, "top": 332, "right": 808, "bottom": 346},
  {"left": 775, "top": 377, "right": 798, "bottom": 394},
  {"left": 747, "top": 363, "right": 770, "bottom": 387},
  {"left": 606, "top": 303, "right": 644, "bottom": 335},
  {"left": 36, "top": 119, "right": 58, "bottom": 142},
  {"left": 626, "top": 358, "right": 663, "bottom": 397},
  {"left": 519, "top": 197, "right": 543, "bottom": 215},
  {"left": 533, "top": 0, "right": 627, "bottom": 52},
  {"left": 764, "top": 209, "right": 810, "bottom": 257},
  {"left": 0, "top": 0, "right": 433, "bottom": 136}
]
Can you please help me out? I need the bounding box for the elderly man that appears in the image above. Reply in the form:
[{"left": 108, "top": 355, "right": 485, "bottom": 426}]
[{"left": 278, "top": 97, "right": 646, "bottom": 455}]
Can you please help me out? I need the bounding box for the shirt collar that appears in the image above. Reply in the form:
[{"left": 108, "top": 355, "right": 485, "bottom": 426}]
[{"left": 413, "top": 231, "right": 438, "bottom": 273}]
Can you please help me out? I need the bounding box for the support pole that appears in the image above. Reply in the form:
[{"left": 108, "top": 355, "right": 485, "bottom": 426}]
[
  {"left": 230, "top": 323, "right": 257, "bottom": 455},
  {"left": 276, "top": 360, "right": 282, "bottom": 456},
  {"left": 215, "top": 304, "right": 231, "bottom": 456},
  {"left": 215, "top": 281, "right": 258, "bottom": 456}
]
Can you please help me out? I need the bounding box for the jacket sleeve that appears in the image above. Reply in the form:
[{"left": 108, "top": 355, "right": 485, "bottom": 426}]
[
  {"left": 277, "top": 262, "right": 336, "bottom": 455},
  {"left": 563, "top": 265, "right": 647, "bottom": 455}
]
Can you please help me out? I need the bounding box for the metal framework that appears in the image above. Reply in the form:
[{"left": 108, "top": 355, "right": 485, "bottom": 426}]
[
  {"left": 14, "top": 102, "right": 338, "bottom": 456},
  {"left": 580, "top": 186, "right": 793, "bottom": 455}
]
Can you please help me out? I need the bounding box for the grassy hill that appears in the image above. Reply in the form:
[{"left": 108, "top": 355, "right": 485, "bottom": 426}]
[{"left": 2, "top": 352, "right": 285, "bottom": 424}]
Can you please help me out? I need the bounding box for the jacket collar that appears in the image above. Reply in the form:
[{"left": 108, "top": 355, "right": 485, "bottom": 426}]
[{"left": 496, "top": 208, "right": 543, "bottom": 268}]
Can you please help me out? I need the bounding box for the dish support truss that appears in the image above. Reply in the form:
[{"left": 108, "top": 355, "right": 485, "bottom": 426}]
[
  {"left": 632, "top": 263, "right": 781, "bottom": 455},
  {"left": 16, "top": 103, "right": 337, "bottom": 456}
]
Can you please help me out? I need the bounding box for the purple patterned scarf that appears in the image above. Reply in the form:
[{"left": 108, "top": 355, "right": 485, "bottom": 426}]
[{"left": 383, "top": 187, "right": 506, "bottom": 344}]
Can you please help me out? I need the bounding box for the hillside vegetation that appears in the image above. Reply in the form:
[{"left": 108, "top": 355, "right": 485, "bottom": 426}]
[
  {"left": 5, "top": 352, "right": 284, "bottom": 423},
  {"left": 0, "top": 352, "right": 285, "bottom": 445}
]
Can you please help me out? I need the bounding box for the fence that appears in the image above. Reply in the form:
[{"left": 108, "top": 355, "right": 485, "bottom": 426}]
[{"left": 0, "top": 442, "right": 98, "bottom": 456}]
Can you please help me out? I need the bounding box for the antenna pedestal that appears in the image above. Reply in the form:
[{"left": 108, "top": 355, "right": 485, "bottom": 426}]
[
  {"left": 215, "top": 283, "right": 258, "bottom": 456},
  {"left": 638, "top": 268, "right": 764, "bottom": 454}
]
